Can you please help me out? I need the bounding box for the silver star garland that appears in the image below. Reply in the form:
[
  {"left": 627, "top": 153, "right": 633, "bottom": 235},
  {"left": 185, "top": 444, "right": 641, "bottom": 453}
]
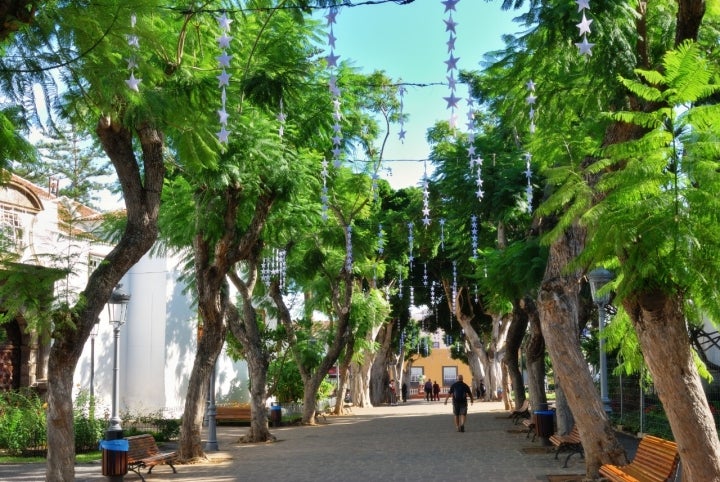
[
  {"left": 575, "top": 0, "right": 595, "bottom": 56},
  {"left": 442, "top": 0, "right": 460, "bottom": 128},
  {"left": 216, "top": 13, "right": 232, "bottom": 144},
  {"left": 125, "top": 13, "right": 142, "bottom": 92}
]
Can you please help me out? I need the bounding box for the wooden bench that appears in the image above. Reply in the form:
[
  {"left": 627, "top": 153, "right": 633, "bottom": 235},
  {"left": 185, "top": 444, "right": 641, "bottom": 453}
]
[
  {"left": 509, "top": 399, "right": 530, "bottom": 424},
  {"left": 599, "top": 435, "right": 679, "bottom": 482},
  {"left": 215, "top": 405, "right": 251, "bottom": 423},
  {"left": 521, "top": 417, "right": 536, "bottom": 441},
  {"left": 125, "top": 434, "right": 177, "bottom": 481},
  {"left": 549, "top": 425, "right": 583, "bottom": 467}
]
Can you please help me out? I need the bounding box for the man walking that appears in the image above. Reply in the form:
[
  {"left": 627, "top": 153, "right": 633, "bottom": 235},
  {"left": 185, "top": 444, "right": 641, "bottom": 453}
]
[
  {"left": 444, "top": 374, "right": 473, "bottom": 432},
  {"left": 424, "top": 379, "right": 433, "bottom": 402}
]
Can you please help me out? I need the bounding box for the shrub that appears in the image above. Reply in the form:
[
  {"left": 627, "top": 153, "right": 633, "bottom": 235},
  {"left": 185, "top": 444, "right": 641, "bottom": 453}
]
[{"left": 0, "top": 389, "right": 46, "bottom": 456}]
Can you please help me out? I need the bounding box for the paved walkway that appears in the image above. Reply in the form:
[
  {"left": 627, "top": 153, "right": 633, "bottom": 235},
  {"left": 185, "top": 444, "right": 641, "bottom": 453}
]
[{"left": 0, "top": 400, "right": 590, "bottom": 481}]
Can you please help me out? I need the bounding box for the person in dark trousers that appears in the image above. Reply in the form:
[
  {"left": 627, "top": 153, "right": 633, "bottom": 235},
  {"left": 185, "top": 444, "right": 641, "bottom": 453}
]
[
  {"left": 424, "top": 379, "right": 433, "bottom": 401},
  {"left": 432, "top": 381, "right": 440, "bottom": 401},
  {"left": 444, "top": 374, "right": 474, "bottom": 432},
  {"left": 401, "top": 382, "right": 408, "bottom": 403}
]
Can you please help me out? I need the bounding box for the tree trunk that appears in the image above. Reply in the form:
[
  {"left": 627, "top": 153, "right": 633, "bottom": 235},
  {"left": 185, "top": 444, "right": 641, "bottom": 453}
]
[
  {"left": 538, "top": 223, "right": 628, "bottom": 478},
  {"left": 178, "top": 326, "right": 223, "bottom": 461},
  {"left": 228, "top": 260, "right": 273, "bottom": 444},
  {"left": 370, "top": 323, "right": 393, "bottom": 406},
  {"left": 45, "top": 119, "right": 164, "bottom": 481},
  {"left": 624, "top": 290, "right": 720, "bottom": 481},
  {"left": 521, "top": 297, "right": 546, "bottom": 412},
  {"left": 505, "top": 299, "right": 529, "bottom": 408}
]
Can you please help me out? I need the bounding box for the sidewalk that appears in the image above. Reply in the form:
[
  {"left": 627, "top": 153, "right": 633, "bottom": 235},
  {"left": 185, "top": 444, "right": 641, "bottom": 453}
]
[{"left": 0, "top": 400, "right": 589, "bottom": 481}]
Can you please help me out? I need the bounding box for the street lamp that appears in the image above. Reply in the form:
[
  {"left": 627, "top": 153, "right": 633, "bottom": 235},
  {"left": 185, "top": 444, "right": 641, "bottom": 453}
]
[
  {"left": 90, "top": 320, "right": 99, "bottom": 419},
  {"left": 588, "top": 268, "right": 613, "bottom": 414},
  {"left": 106, "top": 286, "right": 130, "bottom": 434}
]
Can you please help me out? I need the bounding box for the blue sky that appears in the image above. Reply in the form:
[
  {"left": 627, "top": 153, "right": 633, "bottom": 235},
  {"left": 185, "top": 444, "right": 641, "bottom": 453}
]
[{"left": 323, "top": 0, "right": 520, "bottom": 189}]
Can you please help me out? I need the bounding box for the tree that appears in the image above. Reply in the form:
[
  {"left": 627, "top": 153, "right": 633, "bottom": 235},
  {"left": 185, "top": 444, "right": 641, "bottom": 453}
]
[
  {"left": 12, "top": 124, "right": 112, "bottom": 208},
  {"left": 582, "top": 41, "right": 720, "bottom": 480}
]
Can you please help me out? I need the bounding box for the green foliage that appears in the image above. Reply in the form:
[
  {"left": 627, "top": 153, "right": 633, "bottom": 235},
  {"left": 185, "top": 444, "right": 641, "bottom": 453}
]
[
  {"left": 268, "top": 354, "right": 304, "bottom": 403},
  {"left": 0, "top": 389, "right": 46, "bottom": 456},
  {"left": 583, "top": 42, "right": 720, "bottom": 320},
  {"left": 72, "top": 390, "right": 104, "bottom": 453}
]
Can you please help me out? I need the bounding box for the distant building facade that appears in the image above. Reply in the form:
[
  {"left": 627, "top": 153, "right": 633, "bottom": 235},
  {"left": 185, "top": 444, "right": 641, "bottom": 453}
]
[{"left": 0, "top": 174, "right": 249, "bottom": 418}]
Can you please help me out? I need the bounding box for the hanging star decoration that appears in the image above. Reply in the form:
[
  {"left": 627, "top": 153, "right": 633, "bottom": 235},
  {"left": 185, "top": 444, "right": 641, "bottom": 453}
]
[
  {"left": 125, "top": 14, "right": 142, "bottom": 92},
  {"left": 442, "top": 0, "right": 460, "bottom": 128},
  {"left": 466, "top": 96, "right": 484, "bottom": 201},
  {"left": 524, "top": 152, "right": 533, "bottom": 213},
  {"left": 345, "top": 224, "right": 353, "bottom": 272},
  {"left": 407, "top": 221, "right": 415, "bottom": 267},
  {"left": 215, "top": 13, "right": 233, "bottom": 144},
  {"left": 574, "top": 0, "right": 595, "bottom": 56},
  {"left": 377, "top": 223, "right": 385, "bottom": 254},
  {"left": 277, "top": 98, "right": 286, "bottom": 138},
  {"left": 397, "top": 86, "right": 407, "bottom": 143},
  {"left": 526, "top": 78, "right": 537, "bottom": 134},
  {"left": 422, "top": 163, "right": 431, "bottom": 226},
  {"left": 439, "top": 217, "right": 446, "bottom": 251},
  {"left": 470, "top": 214, "right": 478, "bottom": 260},
  {"left": 326, "top": 7, "right": 343, "bottom": 170}
]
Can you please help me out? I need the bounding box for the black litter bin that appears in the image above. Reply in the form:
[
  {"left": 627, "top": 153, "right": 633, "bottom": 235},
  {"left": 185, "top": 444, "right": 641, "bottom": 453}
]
[
  {"left": 270, "top": 402, "right": 282, "bottom": 427},
  {"left": 100, "top": 438, "right": 128, "bottom": 476},
  {"left": 534, "top": 410, "right": 555, "bottom": 445}
]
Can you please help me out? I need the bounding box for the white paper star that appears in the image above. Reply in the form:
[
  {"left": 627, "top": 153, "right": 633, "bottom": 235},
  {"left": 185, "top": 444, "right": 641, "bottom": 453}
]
[
  {"left": 217, "top": 70, "right": 230, "bottom": 87},
  {"left": 442, "top": 0, "right": 460, "bottom": 12},
  {"left": 526, "top": 79, "right": 536, "bottom": 91},
  {"left": 277, "top": 112, "right": 286, "bottom": 123},
  {"left": 398, "top": 128, "right": 406, "bottom": 141},
  {"left": 326, "top": 51, "right": 340, "bottom": 68},
  {"left": 577, "top": 13, "right": 593, "bottom": 36},
  {"left": 327, "top": 31, "right": 336, "bottom": 49},
  {"left": 444, "top": 54, "right": 459, "bottom": 72},
  {"left": 127, "top": 35, "right": 139, "bottom": 49},
  {"left": 217, "top": 34, "right": 232, "bottom": 49},
  {"left": 217, "top": 126, "right": 230, "bottom": 143},
  {"left": 447, "top": 73, "right": 457, "bottom": 90},
  {"left": 216, "top": 52, "right": 232, "bottom": 68},
  {"left": 575, "top": 0, "right": 590, "bottom": 12},
  {"left": 126, "top": 57, "right": 138, "bottom": 70},
  {"left": 526, "top": 93, "right": 537, "bottom": 105},
  {"left": 325, "top": 9, "right": 337, "bottom": 25},
  {"left": 218, "top": 108, "right": 229, "bottom": 125},
  {"left": 444, "top": 92, "right": 460, "bottom": 109},
  {"left": 216, "top": 14, "right": 232, "bottom": 31},
  {"left": 444, "top": 16, "right": 458, "bottom": 34},
  {"left": 446, "top": 34, "right": 456, "bottom": 52},
  {"left": 576, "top": 35, "right": 595, "bottom": 56},
  {"left": 467, "top": 145, "right": 476, "bottom": 156},
  {"left": 125, "top": 73, "right": 141, "bottom": 91}
]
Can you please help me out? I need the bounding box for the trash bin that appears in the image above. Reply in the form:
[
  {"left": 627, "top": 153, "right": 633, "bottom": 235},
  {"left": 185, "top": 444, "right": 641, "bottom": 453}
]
[
  {"left": 100, "top": 438, "right": 129, "bottom": 476},
  {"left": 534, "top": 410, "right": 555, "bottom": 445},
  {"left": 270, "top": 402, "right": 282, "bottom": 427}
]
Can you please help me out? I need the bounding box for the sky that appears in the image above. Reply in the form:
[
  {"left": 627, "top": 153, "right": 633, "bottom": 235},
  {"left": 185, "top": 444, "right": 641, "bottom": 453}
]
[{"left": 320, "top": 0, "right": 520, "bottom": 189}]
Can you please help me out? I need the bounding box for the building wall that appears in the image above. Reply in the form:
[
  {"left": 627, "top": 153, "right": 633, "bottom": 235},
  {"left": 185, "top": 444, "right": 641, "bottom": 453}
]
[
  {"left": 407, "top": 347, "right": 472, "bottom": 396},
  {"left": 73, "top": 251, "right": 250, "bottom": 419}
]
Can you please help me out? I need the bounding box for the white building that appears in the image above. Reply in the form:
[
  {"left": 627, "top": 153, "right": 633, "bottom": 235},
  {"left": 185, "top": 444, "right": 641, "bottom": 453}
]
[{"left": 0, "top": 174, "right": 249, "bottom": 418}]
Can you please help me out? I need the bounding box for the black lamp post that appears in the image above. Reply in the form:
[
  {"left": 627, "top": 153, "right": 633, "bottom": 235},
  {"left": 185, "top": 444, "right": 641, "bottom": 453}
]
[
  {"left": 104, "top": 285, "right": 130, "bottom": 481},
  {"left": 588, "top": 268, "right": 613, "bottom": 414}
]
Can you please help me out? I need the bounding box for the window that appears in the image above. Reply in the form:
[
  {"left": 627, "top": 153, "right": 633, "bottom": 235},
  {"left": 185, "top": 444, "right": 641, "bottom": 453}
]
[
  {"left": 0, "top": 207, "right": 24, "bottom": 253},
  {"left": 410, "top": 367, "right": 424, "bottom": 383},
  {"left": 442, "top": 366, "right": 458, "bottom": 386}
]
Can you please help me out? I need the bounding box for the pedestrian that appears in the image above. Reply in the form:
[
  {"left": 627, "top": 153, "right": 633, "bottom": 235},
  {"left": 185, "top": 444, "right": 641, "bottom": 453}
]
[
  {"left": 444, "top": 374, "right": 474, "bottom": 432},
  {"left": 424, "top": 379, "right": 433, "bottom": 401},
  {"left": 432, "top": 380, "right": 440, "bottom": 401},
  {"left": 389, "top": 379, "right": 397, "bottom": 405},
  {"left": 401, "top": 382, "right": 408, "bottom": 403}
]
